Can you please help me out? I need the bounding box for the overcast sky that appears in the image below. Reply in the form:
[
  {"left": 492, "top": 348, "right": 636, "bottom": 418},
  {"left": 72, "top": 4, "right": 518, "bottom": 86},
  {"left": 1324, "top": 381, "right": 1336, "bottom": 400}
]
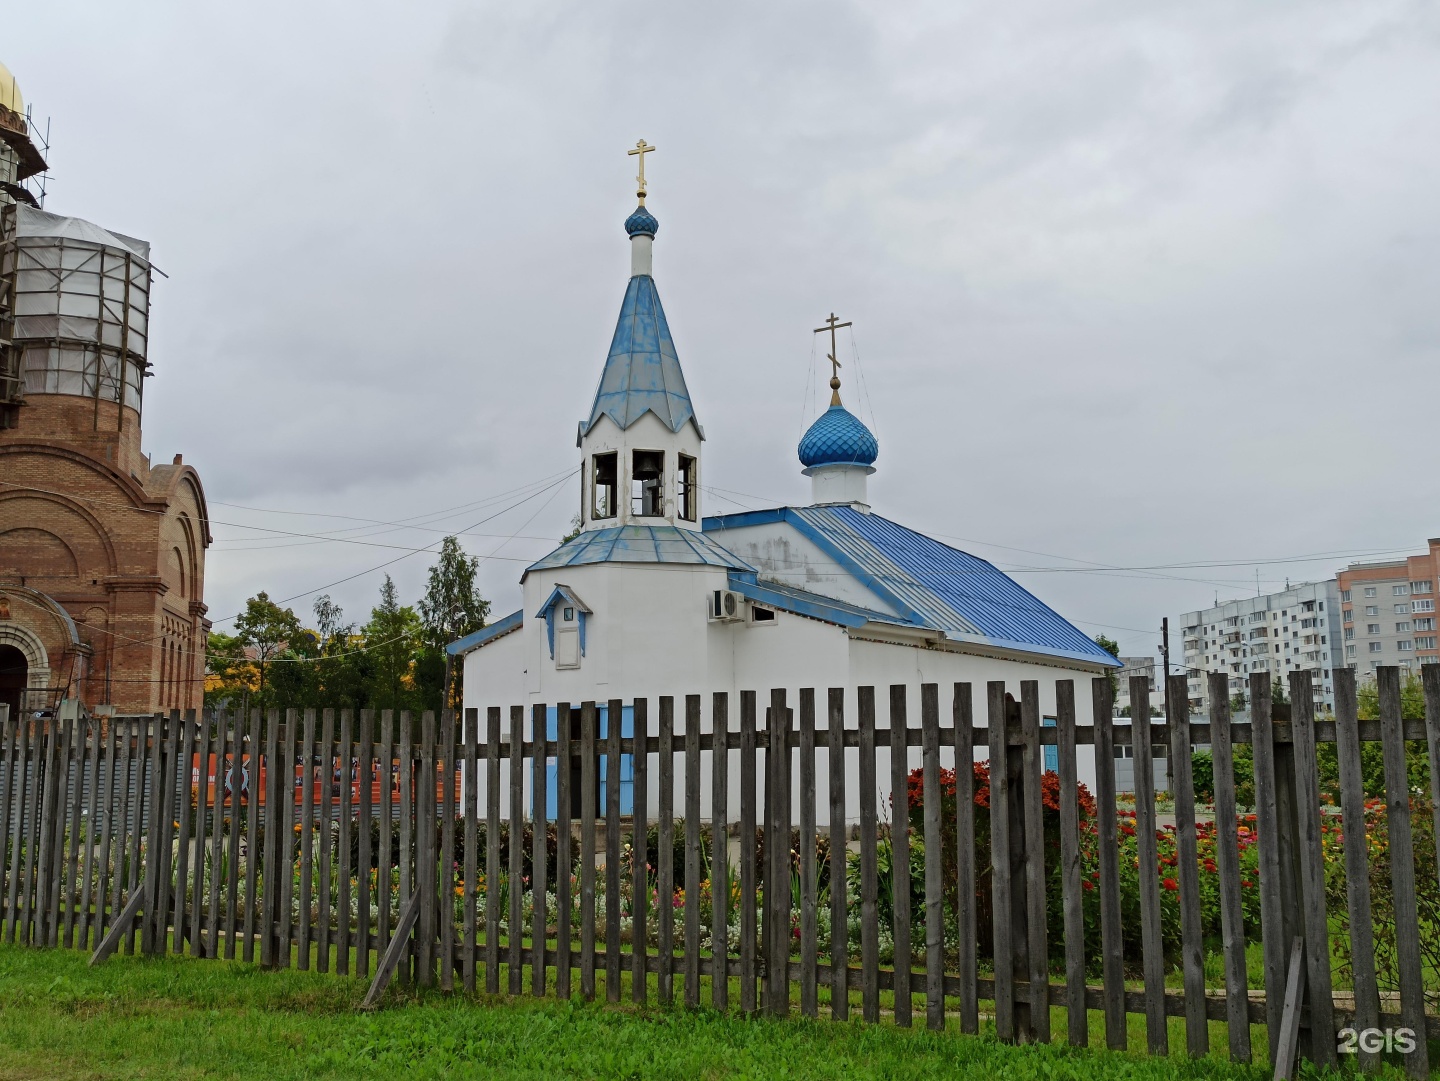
[{"left": 10, "top": 1, "right": 1440, "bottom": 658}]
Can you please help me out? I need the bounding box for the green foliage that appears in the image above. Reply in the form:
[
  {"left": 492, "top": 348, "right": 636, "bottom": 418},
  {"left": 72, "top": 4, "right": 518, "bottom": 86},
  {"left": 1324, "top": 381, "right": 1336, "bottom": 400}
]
[
  {"left": 1190, "top": 750, "right": 1215, "bottom": 804},
  {"left": 1315, "top": 673, "right": 1431, "bottom": 800},
  {"left": 209, "top": 543, "right": 491, "bottom": 714}
]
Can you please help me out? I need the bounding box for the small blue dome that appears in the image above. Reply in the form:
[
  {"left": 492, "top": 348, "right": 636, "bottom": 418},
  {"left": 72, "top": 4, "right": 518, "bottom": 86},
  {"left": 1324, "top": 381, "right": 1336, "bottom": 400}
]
[
  {"left": 798, "top": 404, "right": 879, "bottom": 468},
  {"left": 624, "top": 205, "right": 658, "bottom": 238}
]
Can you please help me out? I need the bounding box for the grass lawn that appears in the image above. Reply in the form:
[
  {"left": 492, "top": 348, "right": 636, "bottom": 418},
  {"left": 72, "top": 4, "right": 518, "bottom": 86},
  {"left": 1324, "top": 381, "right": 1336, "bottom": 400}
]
[{"left": 0, "top": 942, "right": 1404, "bottom": 1080}]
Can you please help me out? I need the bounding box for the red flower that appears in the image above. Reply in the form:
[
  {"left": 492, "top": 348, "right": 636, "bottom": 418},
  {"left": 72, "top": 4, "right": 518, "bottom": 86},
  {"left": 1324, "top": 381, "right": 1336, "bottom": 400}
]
[
  {"left": 1161, "top": 877, "right": 1179, "bottom": 891},
  {"left": 1082, "top": 880, "right": 1094, "bottom": 891},
  {"left": 1202, "top": 859, "right": 1217, "bottom": 874}
]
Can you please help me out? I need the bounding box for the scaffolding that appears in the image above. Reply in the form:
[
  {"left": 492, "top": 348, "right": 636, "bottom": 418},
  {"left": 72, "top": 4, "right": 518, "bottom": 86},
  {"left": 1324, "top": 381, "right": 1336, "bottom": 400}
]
[{"left": 0, "top": 204, "right": 152, "bottom": 425}]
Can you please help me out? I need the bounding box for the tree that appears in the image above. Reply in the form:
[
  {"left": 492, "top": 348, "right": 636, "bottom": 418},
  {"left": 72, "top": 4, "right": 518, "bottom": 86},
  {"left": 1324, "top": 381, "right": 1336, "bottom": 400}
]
[
  {"left": 417, "top": 537, "right": 491, "bottom": 710},
  {"left": 204, "top": 630, "right": 254, "bottom": 708},
  {"left": 233, "top": 592, "right": 302, "bottom": 708},
  {"left": 365, "top": 575, "right": 423, "bottom": 712},
  {"left": 311, "top": 595, "right": 369, "bottom": 709},
  {"left": 1316, "top": 672, "right": 1431, "bottom": 799},
  {"left": 561, "top": 514, "right": 583, "bottom": 544}
]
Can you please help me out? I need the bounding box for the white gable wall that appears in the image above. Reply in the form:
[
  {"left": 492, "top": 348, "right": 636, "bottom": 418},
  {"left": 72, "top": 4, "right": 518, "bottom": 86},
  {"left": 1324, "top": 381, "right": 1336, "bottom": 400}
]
[{"left": 705, "top": 519, "right": 901, "bottom": 615}]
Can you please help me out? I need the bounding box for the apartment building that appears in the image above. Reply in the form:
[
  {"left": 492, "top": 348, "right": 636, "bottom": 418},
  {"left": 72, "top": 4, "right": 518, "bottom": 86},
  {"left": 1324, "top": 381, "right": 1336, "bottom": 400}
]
[
  {"left": 1336, "top": 539, "right": 1440, "bottom": 676},
  {"left": 1179, "top": 581, "right": 1343, "bottom": 717}
]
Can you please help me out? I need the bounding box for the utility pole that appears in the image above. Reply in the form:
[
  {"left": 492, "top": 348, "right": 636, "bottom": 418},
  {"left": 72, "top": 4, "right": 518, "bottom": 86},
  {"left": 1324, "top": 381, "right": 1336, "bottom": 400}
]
[{"left": 1160, "top": 617, "right": 1173, "bottom": 793}]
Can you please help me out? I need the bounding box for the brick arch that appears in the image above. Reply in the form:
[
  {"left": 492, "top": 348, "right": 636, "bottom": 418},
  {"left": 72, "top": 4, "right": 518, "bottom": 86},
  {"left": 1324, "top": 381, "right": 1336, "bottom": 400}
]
[
  {"left": 0, "top": 489, "right": 118, "bottom": 579},
  {"left": 0, "top": 527, "right": 78, "bottom": 577}
]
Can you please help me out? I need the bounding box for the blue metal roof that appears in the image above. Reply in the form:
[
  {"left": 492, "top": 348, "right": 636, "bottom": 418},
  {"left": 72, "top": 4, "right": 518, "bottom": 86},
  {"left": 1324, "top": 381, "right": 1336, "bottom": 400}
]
[
  {"left": 798, "top": 404, "right": 879, "bottom": 468},
  {"left": 704, "top": 506, "right": 1119, "bottom": 667},
  {"left": 447, "top": 609, "right": 523, "bottom": 656},
  {"left": 581, "top": 274, "right": 700, "bottom": 438},
  {"left": 526, "top": 525, "right": 752, "bottom": 576}
]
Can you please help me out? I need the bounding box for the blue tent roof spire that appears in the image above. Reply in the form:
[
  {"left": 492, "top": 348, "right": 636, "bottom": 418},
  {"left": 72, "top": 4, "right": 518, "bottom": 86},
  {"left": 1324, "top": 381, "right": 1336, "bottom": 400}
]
[{"left": 580, "top": 198, "right": 701, "bottom": 439}]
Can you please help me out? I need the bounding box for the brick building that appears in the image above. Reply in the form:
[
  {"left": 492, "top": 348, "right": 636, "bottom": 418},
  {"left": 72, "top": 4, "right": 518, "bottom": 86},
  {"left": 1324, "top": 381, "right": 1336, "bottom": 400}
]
[
  {"left": 0, "top": 60, "right": 210, "bottom": 718},
  {"left": 1336, "top": 539, "right": 1440, "bottom": 676}
]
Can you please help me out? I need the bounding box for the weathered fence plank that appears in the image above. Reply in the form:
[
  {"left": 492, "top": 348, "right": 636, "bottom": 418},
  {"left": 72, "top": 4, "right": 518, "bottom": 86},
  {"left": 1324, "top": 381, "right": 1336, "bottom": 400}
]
[
  {"left": 337, "top": 709, "right": 354, "bottom": 977},
  {"left": 1020, "top": 682, "right": 1049, "bottom": 1044},
  {"left": 739, "top": 691, "right": 757, "bottom": 1015},
  {"left": 710, "top": 693, "right": 727, "bottom": 1013},
  {"left": 1207, "top": 673, "right": 1252, "bottom": 1065},
  {"left": 684, "top": 695, "right": 702, "bottom": 1009},
  {"left": 656, "top": 697, "right": 674, "bottom": 1006},
  {"left": 316, "top": 709, "right": 335, "bottom": 972},
  {"left": 439, "top": 709, "right": 456, "bottom": 991},
  {"left": 1250, "top": 672, "right": 1286, "bottom": 1063},
  {"left": 244, "top": 709, "right": 263, "bottom": 964},
  {"left": 828, "top": 687, "right": 848, "bottom": 1023},
  {"left": 920, "top": 683, "right": 943, "bottom": 1032},
  {"left": 889, "top": 684, "right": 912, "bottom": 1027},
  {"left": 858, "top": 685, "right": 879, "bottom": 1025},
  {"left": 460, "top": 708, "right": 476, "bottom": 994},
  {"left": 377, "top": 711, "right": 394, "bottom": 969},
  {"left": 277, "top": 712, "right": 298, "bottom": 968},
  {"left": 358, "top": 708, "right": 375, "bottom": 980},
  {"left": 581, "top": 700, "right": 599, "bottom": 1001},
  {"left": 484, "top": 707, "right": 500, "bottom": 994},
  {"left": 1056, "top": 681, "right": 1086, "bottom": 1047},
  {"left": 610, "top": 697, "right": 626, "bottom": 1003},
  {"left": 987, "top": 682, "right": 1014, "bottom": 1041},
  {"left": 1167, "top": 674, "right": 1208, "bottom": 1058},
  {"left": 799, "top": 688, "right": 818, "bottom": 1020},
  {"left": 530, "top": 705, "right": 547, "bottom": 998},
  {"left": 954, "top": 682, "right": 978, "bottom": 1035},
  {"left": 297, "top": 710, "right": 315, "bottom": 970},
  {"left": 1287, "top": 671, "right": 1334, "bottom": 1068},
  {"left": 555, "top": 701, "right": 572, "bottom": 1000},
  {"left": 1129, "top": 676, "right": 1166, "bottom": 1055},
  {"left": 1377, "top": 667, "right": 1430, "bottom": 1079},
  {"left": 507, "top": 706, "right": 523, "bottom": 995}
]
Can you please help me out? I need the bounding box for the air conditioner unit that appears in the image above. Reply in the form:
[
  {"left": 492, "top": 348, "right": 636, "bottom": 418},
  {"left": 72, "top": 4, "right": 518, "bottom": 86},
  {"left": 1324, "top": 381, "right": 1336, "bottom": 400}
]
[{"left": 709, "top": 589, "right": 745, "bottom": 622}]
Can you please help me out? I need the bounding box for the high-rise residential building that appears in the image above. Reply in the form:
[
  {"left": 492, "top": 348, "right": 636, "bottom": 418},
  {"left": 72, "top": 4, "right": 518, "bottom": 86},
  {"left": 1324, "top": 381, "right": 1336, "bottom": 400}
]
[
  {"left": 1113, "top": 655, "right": 1158, "bottom": 715},
  {"left": 1179, "top": 580, "right": 1343, "bottom": 717},
  {"left": 1336, "top": 539, "right": 1440, "bottom": 677}
]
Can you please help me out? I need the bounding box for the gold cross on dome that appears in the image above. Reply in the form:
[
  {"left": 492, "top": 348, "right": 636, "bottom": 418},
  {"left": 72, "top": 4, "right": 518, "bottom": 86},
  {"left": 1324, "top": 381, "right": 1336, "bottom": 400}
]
[
  {"left": 628, "top": 139, "right": 656, "bottom": 201},
  {"left": 813, "top": 312, "right": 852, "bottom": 405}
]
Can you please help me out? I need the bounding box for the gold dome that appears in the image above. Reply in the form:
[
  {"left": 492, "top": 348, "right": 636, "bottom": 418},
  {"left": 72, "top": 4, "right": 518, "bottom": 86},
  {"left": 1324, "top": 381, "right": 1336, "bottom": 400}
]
[{"left": 0, "top": 61, "right": 23, "bottom": 116}]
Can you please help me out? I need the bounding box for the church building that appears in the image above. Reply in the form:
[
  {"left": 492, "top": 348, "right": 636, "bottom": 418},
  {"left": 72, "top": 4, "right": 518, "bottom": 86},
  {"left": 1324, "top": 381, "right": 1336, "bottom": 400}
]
[
  {"left": 0, "top": 59, "right": 211, "bottom": 719},
  {"left": 451, "top": 147, "right": 1117, "bottom": 774}
]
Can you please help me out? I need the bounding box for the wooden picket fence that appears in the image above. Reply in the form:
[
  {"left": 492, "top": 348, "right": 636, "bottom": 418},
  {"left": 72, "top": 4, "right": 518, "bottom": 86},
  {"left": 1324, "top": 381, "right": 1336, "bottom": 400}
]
[{"left": 1, "top": 666, "right": 1438, "bottom": 1077}]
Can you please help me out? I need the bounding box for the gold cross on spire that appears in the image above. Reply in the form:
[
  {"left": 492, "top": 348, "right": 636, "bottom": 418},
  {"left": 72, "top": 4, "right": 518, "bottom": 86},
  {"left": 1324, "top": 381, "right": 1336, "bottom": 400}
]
[
  {"left": 814, "top": 312, "right": 853, "bottom": 406},
  {"left": 628, "top": 139, "right": 656, "bottom": 203}
]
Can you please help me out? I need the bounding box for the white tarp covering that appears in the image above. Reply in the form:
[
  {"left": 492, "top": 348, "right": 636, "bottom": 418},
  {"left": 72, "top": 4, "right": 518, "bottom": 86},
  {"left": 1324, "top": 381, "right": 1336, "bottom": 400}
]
[{"left": 7, "top": 204, "right": 152, "bottom": 411}]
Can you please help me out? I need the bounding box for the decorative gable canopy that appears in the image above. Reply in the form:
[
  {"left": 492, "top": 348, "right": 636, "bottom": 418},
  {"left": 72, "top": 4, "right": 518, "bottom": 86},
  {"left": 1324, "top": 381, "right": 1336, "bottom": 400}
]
[{"left": 536, "top": 584, "right": 592, "bottom": 660}]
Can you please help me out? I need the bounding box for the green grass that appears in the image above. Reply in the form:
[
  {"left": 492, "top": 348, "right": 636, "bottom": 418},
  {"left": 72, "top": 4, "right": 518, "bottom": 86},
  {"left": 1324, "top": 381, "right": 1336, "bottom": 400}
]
[{"left": 0, "top": 942, "right": 1412, "bottom": 1080}]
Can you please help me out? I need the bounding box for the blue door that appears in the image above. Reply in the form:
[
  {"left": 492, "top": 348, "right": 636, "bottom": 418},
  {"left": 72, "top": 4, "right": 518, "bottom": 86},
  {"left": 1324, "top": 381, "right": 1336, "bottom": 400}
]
[
  {"left": 539, "top": 704, "right": 634, "bottom": 820},
  {"left": 1042, "top": 715, "right": 1058, "bottom": 772}
]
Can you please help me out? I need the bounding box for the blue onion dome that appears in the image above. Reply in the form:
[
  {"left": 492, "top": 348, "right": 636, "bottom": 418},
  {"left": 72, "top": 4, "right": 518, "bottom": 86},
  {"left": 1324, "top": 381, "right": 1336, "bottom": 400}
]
[
  {"left": 798, "top": 404, "right": 879, "bottom": 468},
  {"left": 624, "top": 204, "right": 658, "bottom": 237}
]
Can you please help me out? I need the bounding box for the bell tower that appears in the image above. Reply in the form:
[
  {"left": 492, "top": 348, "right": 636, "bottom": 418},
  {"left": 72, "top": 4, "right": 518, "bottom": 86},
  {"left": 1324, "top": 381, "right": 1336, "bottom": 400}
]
[{"left": 576, "top": 141, "right": 705, "bottom": 533}]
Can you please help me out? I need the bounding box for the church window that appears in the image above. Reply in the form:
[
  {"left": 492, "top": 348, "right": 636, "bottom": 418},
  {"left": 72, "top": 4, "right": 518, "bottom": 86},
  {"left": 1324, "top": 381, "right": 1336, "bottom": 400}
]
[
  {"left": 678, "top": 454, "right": 697, "bottom": 521},
  {"left": 632, "top": 450, "right": 664, "bottom": 517},
  {"left": 563, "top": 607, "right": 574, "bottom": 621},
  {"left": 592, "top": 453, "right": 618, "bottom": 520}
]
